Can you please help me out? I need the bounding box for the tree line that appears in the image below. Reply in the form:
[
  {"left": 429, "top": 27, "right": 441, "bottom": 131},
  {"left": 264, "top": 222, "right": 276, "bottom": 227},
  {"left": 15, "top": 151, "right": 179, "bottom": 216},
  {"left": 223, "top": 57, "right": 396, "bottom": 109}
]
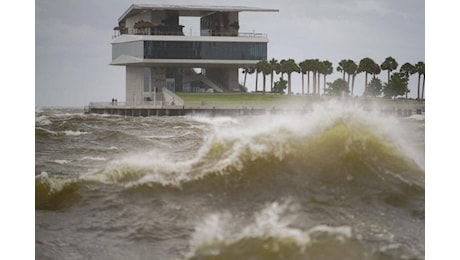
[{"left": 242, "top": 57, "right": 425, "bottom": 100}]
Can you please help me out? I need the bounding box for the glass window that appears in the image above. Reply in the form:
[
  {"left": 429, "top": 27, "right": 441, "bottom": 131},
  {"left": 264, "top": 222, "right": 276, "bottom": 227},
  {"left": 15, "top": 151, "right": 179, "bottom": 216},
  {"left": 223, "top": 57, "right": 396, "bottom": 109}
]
[{"left": 144, "top": 41, "right": 267, "bottom": 60}]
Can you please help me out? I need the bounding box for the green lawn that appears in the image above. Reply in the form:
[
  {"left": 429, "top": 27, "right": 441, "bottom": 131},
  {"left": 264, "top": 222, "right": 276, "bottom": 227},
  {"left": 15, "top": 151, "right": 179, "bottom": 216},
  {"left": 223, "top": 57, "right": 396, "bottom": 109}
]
[
  {"left": 175, "top": 92, "right": 424, "bottom": 109},
  {"left": 176, "top": 92, "right": 320, "bottom": 106}
]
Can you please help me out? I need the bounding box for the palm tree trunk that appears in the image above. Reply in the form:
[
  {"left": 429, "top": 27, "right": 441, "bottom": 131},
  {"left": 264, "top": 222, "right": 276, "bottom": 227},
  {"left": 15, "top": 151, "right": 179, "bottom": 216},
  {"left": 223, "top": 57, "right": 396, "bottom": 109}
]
[
  {"left": 288, "top": 73, "right": 292, "bottom": 95},
  {"left": 312, "top": 72, "right": 316, "bottom": 95},
  {"left": 255, "top": 72, "right": 258, "bottom": 92},
  {"left": 271, "top": 72, "right": 274, "bottom": 90},
  {"left": 347, "top": 74, "right": 351, "bottom": 94},
  {"left": 323, "top": 74, "right": 327, "bottom": 94},
  {"left": 307, "top": 72, "right": 310, "bottom": 94},
  {"left": 301, "top": 73, "right": 305, "bottom": 95},
  {"left": 421, "top": 75, "right": 425, "bottom": 100},
  {"left": 263, "top": 75, "right": 266, "bottom": 95},
  {"left": 317, "top": 73, "right": 321, "bottom": 95},
  {"left": 417, "top": 74, "right": 421, "bottom": 100},
  {"left": 342, "top": 71, "right": 345, "bottom": 80},
  {"left": 364, "top": 72, "right": 368, "bottom": 96},
  {"left": 387, "top": 70, "right": 391, "bottom": 83},
  {"left": 351, "top": 74, "right": 356, "bottom": 97}
]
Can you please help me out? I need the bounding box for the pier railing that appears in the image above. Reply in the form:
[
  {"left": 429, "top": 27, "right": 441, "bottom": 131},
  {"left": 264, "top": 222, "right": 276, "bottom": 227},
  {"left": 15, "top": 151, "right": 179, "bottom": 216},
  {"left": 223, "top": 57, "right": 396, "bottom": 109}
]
[
  {"left": 88, "top": 101, "right": 164, "bottom": 108},
  {"left": 86, "top": 97, "right": 425, "bottom": 117}
]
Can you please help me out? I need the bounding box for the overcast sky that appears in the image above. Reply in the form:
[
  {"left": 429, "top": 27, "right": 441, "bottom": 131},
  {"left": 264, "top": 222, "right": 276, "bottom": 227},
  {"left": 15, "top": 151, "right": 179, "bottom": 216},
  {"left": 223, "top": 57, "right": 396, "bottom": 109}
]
[{"left": 35, "top": 0, "right": 426, "bottom": 107}]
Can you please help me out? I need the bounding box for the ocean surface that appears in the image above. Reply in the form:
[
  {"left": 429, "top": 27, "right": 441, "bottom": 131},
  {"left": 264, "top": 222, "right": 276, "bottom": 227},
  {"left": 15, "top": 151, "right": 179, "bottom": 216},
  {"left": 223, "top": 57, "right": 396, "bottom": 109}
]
[{"left": 35, "top": 100, "right": 425, "bottom": 259}]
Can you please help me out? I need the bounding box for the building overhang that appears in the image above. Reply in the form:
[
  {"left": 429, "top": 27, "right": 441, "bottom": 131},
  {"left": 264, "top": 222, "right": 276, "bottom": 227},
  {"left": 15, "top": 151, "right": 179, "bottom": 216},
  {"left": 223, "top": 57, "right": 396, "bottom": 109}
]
[
  {"left": 110, "top": 56, "right": 259, "bottom": 68},
  {"left": 119, "top": 4, "right": 279, "bottom": 23}
]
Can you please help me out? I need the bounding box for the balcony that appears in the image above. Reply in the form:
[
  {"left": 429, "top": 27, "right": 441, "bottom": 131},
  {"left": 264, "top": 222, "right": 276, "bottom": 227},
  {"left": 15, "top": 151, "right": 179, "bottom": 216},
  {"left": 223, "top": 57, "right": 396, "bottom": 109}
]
[{"left": 113, "top": 26, "right": 267, "bottom": 39}]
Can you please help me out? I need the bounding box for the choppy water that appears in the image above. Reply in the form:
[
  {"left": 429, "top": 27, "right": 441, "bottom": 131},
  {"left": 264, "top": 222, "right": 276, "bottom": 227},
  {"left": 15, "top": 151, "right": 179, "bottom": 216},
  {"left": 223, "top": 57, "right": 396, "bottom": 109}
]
[{"left": 35, "top": 100, "right": 425, "bottom": 259}]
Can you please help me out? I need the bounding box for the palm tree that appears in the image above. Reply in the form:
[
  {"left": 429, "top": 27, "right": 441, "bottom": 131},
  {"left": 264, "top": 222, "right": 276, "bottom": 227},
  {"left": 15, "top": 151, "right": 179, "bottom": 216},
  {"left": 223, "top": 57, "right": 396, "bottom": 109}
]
[
  {"left": 269, "top": 58, "right": 278, "bottom": 90},
  {"left": 337, "top": 59, "right": 347, "bottom": 80},
  {"left": 278, "top": 59, "right": 287, "bottom": 80},
  {"left": 303, "top": 59, "right": 315, "bottom": 94},
  {"left": 415, "top": 61, "right": 425, "bottom": 100},
  {"left": 299, "top": 60, "right": 308, "bottom": 95},
  {"left": 381, "top": 56, "right": 399, "bottom": 83},
  {"left": 317, "top": 61, "right": 323, "bottom": 95},
  {"left": 343, "top": 60, "right": 358, "bottom": 96},
  {"left": 242, "top": 67, "right": 255, "bottom": 90},
  {"left": 421, "top": 68, "right": 425, "bottom": 100},
  {"left": 311, "top": 59, "right": 320, "bottom": 95},
  {"left": 257, "top": 60, "right": 272, "bottom": 95},
  {"left": 358, "top": 57, "right": 380, "bottom": 96},
  {"left": 254, "top": 61, "right": 266, "bottom": 92},
  {"left": 284, "top": 59, "right": 300, "bottom": 95},
  {"left": 400, "top": 63, "right": 416, "bottom": 99},
  {"left": 321, "top": 60, "right": 333, "bottom": 94},
  {"left": 351, "top": 70, "right": 357, "bottom": 97}
]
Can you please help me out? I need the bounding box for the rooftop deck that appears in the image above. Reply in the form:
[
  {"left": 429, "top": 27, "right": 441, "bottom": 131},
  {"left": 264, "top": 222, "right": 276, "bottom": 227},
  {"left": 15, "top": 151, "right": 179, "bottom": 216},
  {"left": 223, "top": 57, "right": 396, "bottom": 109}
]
[{"left": 118, "top": 4, "right": 279, "bottom": 23}]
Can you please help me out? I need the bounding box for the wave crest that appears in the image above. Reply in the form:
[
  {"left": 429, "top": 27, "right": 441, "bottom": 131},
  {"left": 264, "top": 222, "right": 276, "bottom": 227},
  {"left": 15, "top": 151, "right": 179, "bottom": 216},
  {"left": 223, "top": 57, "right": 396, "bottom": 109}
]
[
  {"left": 87, "top": 101, "right": 424, "bottom": 196},
  {"left": 35, "top": 172, "right": 80, "bottom": 210},
  {"left": 187, "top": 201, "right": 382, "bottom": 260}
]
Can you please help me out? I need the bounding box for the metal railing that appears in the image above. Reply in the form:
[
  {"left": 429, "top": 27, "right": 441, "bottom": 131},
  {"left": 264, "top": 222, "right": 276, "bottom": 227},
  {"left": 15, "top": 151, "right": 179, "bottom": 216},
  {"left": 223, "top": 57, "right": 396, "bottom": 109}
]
[
  {"left": 113, "top": 31, "right": 268, "bottom": 39},
  {"left": 89, "top": 101, "right": 164, "bottom": 108}
]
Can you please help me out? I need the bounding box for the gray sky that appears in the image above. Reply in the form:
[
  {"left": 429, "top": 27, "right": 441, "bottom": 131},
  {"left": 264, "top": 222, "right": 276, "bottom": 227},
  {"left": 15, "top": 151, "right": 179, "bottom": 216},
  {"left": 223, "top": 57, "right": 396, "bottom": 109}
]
[{"left": 35, "top": 0, "right": 425, "bottom": 107}]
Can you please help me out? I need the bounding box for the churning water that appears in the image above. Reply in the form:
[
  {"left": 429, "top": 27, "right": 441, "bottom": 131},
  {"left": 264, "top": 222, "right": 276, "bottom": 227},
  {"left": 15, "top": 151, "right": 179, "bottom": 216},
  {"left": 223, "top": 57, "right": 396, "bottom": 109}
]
[{"left": 35, "top": 100, "right": 424, "bottom": 259}]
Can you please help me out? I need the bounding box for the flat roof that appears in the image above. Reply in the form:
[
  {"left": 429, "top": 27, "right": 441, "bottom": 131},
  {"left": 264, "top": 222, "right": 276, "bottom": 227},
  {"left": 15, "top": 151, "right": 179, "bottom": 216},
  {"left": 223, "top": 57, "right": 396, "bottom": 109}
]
[{"left": 118, "top": 4, "right": 279, "bottom": 23}]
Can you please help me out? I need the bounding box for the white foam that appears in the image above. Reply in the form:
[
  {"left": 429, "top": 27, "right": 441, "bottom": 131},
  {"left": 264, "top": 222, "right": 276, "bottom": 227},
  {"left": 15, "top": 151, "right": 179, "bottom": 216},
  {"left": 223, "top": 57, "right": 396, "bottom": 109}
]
[
  {"left": 36, "top": 127, "right": 58, "bottom": 136},
  {"left": 408, "top": 114, "right": 425, "bottom": 121},
  {"left": 54, "top": 160, "right": 69, "bottom": 164},
  {"left": 64, "top": 130, "right": 89, "bottom": 136},
  {"left": 36, "top": 171, "right": 74, "bottom": 193},
  {"left": 78, "top": 156, "right": 107, "bottom": 161},
  {"left": 187, "top": 200, "right": 353, "bottom": 258},
  {"left": 35, "top": 115, "right": 52, "bottom": 126}
]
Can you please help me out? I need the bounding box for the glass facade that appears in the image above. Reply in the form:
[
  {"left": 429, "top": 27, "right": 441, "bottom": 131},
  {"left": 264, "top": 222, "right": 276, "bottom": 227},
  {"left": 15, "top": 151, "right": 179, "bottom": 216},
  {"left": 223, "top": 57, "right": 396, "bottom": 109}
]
[
  {"left": 144, "top": 41, "right": 267, "bottom": 60},
  {"left": 112, "top": 41, "right": 143, "bottom": 60}
]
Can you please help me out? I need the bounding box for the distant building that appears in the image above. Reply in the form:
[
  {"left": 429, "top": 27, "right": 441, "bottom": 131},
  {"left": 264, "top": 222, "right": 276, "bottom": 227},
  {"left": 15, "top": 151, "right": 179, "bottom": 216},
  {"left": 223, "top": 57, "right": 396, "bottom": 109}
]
[{"left": 111, "top": 4, "right": 278, "bottom": 105}]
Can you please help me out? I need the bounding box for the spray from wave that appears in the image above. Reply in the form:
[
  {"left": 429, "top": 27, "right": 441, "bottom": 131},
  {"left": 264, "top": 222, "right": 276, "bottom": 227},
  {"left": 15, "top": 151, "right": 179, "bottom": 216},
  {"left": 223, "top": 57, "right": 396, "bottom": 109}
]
[{"left": 86, "top": 100, "right": 424, "bottom": 191}]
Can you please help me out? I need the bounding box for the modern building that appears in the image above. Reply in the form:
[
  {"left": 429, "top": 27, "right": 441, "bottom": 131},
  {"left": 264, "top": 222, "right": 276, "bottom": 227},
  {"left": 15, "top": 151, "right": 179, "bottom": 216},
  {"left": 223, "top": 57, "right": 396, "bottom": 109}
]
[{"left": 111, "top": 4, "right": 278, "bottom": 105}]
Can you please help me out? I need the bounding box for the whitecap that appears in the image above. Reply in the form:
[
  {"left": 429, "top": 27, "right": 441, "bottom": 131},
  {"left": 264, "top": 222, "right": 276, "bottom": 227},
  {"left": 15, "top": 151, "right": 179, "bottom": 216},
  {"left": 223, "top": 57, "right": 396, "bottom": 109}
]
[
  {"left": 78, "top": 156, "right": 107, "bottom": 161},
  {"left": 54, "top": 160, "right": 69, "bottom": 164},
  {"left": 35, "top": 115, "right": 52, "bottom": 126},
  {"left": 187, "top": 200, "right": 353, "bottom": 258},
  {"left": 407, "top": 114, "right": 425, "bottom": 121},
  {"left": 64, "top": 130, "right": 89, "bottom": 136}
]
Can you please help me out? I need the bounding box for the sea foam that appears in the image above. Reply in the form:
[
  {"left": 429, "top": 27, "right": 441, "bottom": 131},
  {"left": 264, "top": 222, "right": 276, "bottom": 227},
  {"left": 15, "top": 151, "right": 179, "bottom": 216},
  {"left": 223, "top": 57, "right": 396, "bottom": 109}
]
[{"left": 187, "top": 200, "right": 352, "bottom": 258}]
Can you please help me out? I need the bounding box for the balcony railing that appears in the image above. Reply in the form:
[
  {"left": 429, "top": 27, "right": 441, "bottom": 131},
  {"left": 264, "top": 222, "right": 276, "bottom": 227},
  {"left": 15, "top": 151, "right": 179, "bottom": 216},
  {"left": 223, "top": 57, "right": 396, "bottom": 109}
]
[{"left": 112, "top": 30, "right": 267, "bottom": 39}]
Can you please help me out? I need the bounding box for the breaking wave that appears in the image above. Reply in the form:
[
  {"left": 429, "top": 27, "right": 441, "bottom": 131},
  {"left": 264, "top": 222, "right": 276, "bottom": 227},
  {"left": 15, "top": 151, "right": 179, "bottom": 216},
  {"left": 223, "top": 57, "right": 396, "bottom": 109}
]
[
  {"left": 44, "top": 101, "right": 424, "bottom": 214},
  {"left": 35, "top": 172, "right": 81, "bottom": 210},
  {"left": 186, "top": 200, "right": 420, "bottom": 260},
  {"left": 35, "top": 127, "right": 89, "bottom": 137},
  {"left": 86, "top": 101, "right": 423, "bottom": 191}
]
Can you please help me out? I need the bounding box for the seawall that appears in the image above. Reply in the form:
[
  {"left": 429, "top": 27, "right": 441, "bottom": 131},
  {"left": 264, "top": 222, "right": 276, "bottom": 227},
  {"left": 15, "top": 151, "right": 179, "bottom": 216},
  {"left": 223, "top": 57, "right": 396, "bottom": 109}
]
[{"left": 85, "top": 105, "right": 424, "bottom": 117}]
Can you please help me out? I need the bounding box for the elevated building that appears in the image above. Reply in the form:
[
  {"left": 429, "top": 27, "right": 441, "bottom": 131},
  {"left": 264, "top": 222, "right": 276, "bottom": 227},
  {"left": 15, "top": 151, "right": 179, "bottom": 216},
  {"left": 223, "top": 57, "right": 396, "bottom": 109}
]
[{"left": 111, "top": 4, "right": 278, "bottom": 105}]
